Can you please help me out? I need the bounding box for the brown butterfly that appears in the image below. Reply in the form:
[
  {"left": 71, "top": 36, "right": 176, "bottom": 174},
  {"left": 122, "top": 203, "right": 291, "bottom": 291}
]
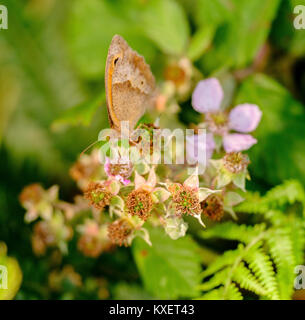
[{"left": 105, "top": 35, "right": 156, "bottom": 132}]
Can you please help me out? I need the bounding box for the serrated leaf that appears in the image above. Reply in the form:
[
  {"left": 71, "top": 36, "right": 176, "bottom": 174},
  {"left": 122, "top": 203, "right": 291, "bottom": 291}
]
[{"left": 132, "top": 227, "right": 201, "bottom": 299}]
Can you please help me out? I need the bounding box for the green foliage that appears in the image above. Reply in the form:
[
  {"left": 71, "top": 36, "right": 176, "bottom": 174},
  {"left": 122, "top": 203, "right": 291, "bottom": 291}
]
[
  {"left": 236, "top": 74, "right": 305, "bottom": 186},
  {"left": 66, "top": 0, "right": 155, "bottom": 79},
  {"left": 132, "top": 227, "right": 201, "bottom": 299},
  {"left": 271, "top": 0, "right": 305, "bottom": 57},
  {"left": 198, "top": 0, "right": 281, "bottom": 72},
  {"left": 187, "top": 26, "right": 215, "bottom": 62},
  {"left": 66, "top": 0, "right": 190, "bottom": 79},
  {"left": 52, "top": 92, "right": 105, "bottom": 130},
  {"left": 237, "top": 180, "right": 305, "bottom": 215},
  {"left": 2, "top": 0, "right": 305, "bottom": 301},
  {"left": 112, "top": 283, "right": 155, "bottom": 300},
  {"left": 141, "top": 0, "right": 190, "bottom": 55},
  {"left": 198, "top": 181, "right": 305, "bottom": 300}
]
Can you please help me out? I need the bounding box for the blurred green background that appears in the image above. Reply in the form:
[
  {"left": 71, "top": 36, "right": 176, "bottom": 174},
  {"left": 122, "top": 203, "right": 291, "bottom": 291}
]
[{"left": 1, "top": 0, "right": 305, "bottom": 299}]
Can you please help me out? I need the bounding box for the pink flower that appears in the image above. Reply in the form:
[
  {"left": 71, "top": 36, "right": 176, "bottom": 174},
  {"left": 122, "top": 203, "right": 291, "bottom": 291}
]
[
  {"left": 186, "top": 132, "right": 215, "bottom": 165},
  {"left": 192, "top": 78, "right": 262, "bottom": 153},
  {"left": 104, "top": 157, "right": 133, "bottom": 186}
]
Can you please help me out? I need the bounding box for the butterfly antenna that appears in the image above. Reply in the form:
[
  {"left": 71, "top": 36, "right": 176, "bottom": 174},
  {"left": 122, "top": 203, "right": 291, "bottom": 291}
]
[{"left": 80, "top": 140, "right": 101, "bottom": 157}]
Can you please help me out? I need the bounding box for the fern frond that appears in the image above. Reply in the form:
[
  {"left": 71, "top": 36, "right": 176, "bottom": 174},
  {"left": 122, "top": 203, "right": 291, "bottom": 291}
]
[
  {"left": 199, "top": 181, "right": 305, "bottom": 300},
  {"left": 266, "top": 230, "right": 296, "bottom": 299},
  {"left": 264, "top": 180, "right": 305, "bottom": 208},
  {"left": 225, "top": 283, "right": 243, "bottom": 300},
  {"left": 198, "top": 284, "right": 243, "bottom": 300},
  {"left": 289, "top": 220, "right": 305, "bottom": 266},
  {"left": 201, "top": 246, "right": 243, "bottom": 278},
  {"left": 199, "top": 268, "right": 229, "bottom": 291},
  {"left": 235, "top": 191, "right": 266, "bottom": 214},
  {"left": 244, "top": 247, "right": 279, "bottom": 300},
  {"left": 236, "top": 180, "right": 305, "bottom": 215},
  {"left": 196, "top": 287, "right": 223, "bottom": 300},
  {"left": 233, "top": 262, "right": 268, "bottom": 297},
  {"left": 200, "top": 222, "right": 266, "bottom": 244}
]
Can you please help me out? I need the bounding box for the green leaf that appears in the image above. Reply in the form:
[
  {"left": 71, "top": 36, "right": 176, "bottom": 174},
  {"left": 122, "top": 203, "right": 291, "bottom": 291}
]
[
  {"left": 235, "top": 74, "right": 305, "bottom": 186},
  {"left": 199, "top": 0, "right": 280, "bottom": 72},
  {"left": 194, "top": 0, "right": 233, "bottom": 28},
  {"left": 112, "top": 282, "right": 155, "bottom": 300},
  {"left": 132, "top": 227, "right": 201, "bottom": 299},
  {"left": 66, "top": 0, "right": 157, "bottom": 79},
  {"left": 245, "top": 247, "right": 279, "bottom": 300},
  {"left": 267, "top": 230, "right": 296, "bottom": 300},
  {"left": 233, "top": 263, "right": 268, "bottom": 297},
  {"left": 199, "top": 222, "right": 265, "bottom": 244},
  {"left": 141, "top": 0, "right": 190, "bottom": 55},
  {"left": 52, "top": 92, "right": 105, "bottom": 130},
  {"left": 271, "top": 0, "right": 305, "bottom": 57},
  {"left": 187, "top": 26, "right": 215, "bottom": 61}
]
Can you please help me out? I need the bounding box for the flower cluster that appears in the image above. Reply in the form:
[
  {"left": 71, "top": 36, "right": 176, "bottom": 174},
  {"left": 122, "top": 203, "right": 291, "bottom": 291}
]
[{"left": 19, "top": 76, "right": 261, "bottom": 257}]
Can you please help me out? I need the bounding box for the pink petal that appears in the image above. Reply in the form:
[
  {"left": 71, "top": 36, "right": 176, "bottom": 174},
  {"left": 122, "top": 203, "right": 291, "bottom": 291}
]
[
  {"left": 186, "top": 133, "right": 215, "bottom": 165},
  {"left": 192, "top": 78, "right": 223, "bottom": 113},
  {"left": 184, "top": 172, "right": 199, "bottom": 190},
  {"left": 134, "top": 171, "right": 146, "bottom": 190},
  {"left": 104, "top": 157, "right": 111, "bottom": 177},
  {"left": 229, "top": 104, "right": 262, "bottom": 133},
  {"left": 147, "top": 168, "right": 157, "bottom": 188},
  {"left": 223, "top": 134, "right": 257, "bottom": 153}
]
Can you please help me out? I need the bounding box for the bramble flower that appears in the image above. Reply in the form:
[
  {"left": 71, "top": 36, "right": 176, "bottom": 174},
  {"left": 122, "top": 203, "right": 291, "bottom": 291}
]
[
  {"left": 31, "top": 212, "right": 73, "bottom": 255},
  {"left": 107, "top": 219, "right": 133, "bottom": 247},
  {"left": 19, "top": 183, "right": 59, "bottom": 222},
  {"left": 169, "top": 183, "right": 202, "bottom": 217},
  {"left": 223, "top": 152, "right": 250, "bottom": 173},
  {"left": 84, "top": 180, "right": 120, "bottom": 210},
  {"left": 108, "top": 216, "right": 151, "bottom": 247},
  {"left": 192, "top": 77, "right": 262, "bottom": 153},
  {"left": 48, "top": 266, "right": 82, "bottom": 292},
  {"left": 104, "top": 157, "right": 133, "bottom": 185},
  {"left": 126, "top": 189, "right": 154, "bottom": 221},
  {"left": 167, "top": 172, "right": 221, "bottom": 227},
  {"left": 186, "top": 132, "right": 215, "bottom": 165},
  {"left": 32, "top": 221, "right": 55, "bottom": 256},
  {"left": 201, "top": 194, "right": 224, "bottom": 221},
  {"left": 211, "top": 152, "right": 250, "bottom": 191},
  {"left": 202, "top": 191, "right": 244, "bottom": 221},
  {"left": 77, "top": 221, "right": 112, "bottom": 257},
  {"left": 70, "top": 150, "right": 102, "bottom": 190},
  {"left": 126, "top": 168, "right": 170, "bottom": 221},
  {"left": 163, "top": 57, "right": 193, "bottom": 97},
  {"left": 57, "top": 195, "right": 90, "bottom": 221}
]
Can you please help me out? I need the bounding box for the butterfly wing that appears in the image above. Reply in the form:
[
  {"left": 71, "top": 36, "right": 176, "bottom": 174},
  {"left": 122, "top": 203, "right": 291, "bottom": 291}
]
[{"left": 105, "top": 35, "right": 156, "bottom": 132}]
